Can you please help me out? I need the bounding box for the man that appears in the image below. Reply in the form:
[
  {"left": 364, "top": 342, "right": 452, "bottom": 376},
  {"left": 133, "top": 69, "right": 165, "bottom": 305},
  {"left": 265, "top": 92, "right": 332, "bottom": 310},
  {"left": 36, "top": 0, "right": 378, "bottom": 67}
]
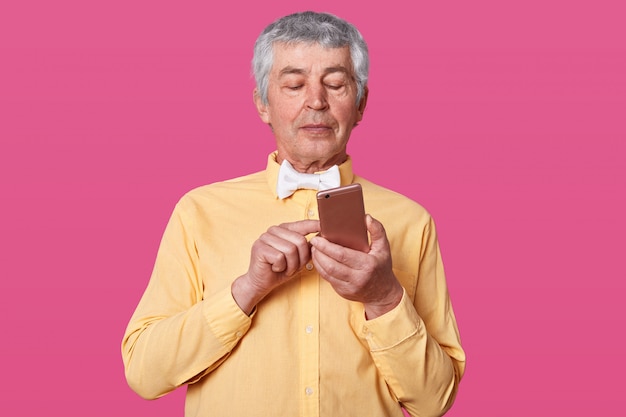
[{"left": 122, "top": 11, "right": 465, "bottom": 417}]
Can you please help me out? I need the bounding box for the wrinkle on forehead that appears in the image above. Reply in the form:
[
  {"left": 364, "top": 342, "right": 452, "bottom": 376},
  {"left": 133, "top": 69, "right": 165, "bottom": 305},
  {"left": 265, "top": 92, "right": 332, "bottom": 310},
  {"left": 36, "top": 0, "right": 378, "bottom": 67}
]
[{"left": 271, "top": 43, "right": 355, "bottom": 78}]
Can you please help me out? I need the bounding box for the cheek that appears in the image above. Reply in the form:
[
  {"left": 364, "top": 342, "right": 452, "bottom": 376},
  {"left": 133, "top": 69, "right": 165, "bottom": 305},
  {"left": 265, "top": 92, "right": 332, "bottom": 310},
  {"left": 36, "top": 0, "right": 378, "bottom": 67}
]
[
  {"left": 329, "top": 97, "right": 359, "bottom": 121},
  {"left": 335, "top": 108, "right": 360, "bottom": 129},
  {"left": 269, "top": 103, "right": 300, "bottom": 126}
]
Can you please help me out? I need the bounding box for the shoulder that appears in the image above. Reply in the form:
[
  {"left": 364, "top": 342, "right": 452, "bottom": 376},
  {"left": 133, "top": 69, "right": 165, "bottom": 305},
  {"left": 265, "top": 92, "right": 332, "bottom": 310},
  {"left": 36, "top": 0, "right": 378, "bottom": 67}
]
[
  {"left": 356, "top": 175, "right": 432, "bottom": 223},
  {"left": 175, "top": 170, "right": 268, "bottom": 212}
]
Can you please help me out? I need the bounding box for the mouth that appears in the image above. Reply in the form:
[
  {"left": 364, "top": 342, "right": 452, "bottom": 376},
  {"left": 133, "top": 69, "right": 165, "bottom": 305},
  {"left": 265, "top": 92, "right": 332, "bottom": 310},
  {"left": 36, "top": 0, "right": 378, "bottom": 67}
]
[{"left": 300, "top": 123, "right": 332, "bottom": 134}]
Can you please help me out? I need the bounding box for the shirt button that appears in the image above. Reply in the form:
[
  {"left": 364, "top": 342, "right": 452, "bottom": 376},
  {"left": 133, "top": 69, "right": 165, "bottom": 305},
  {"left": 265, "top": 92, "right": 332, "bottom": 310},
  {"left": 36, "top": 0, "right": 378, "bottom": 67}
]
[
  {"left": 305, "top": 387, "right": 314, "bottom": 396},
  {"left": 305, "top": 263, "right": 314, "bottom": 271},
  {"left": 235, "top": 331, "right": 242, "bottom": 338},
  {"left": 305, "top": 325, "right": 313, "bottom": 334},
  {"left": 307, "top": 209, "right": 315, "bottom": 218}
]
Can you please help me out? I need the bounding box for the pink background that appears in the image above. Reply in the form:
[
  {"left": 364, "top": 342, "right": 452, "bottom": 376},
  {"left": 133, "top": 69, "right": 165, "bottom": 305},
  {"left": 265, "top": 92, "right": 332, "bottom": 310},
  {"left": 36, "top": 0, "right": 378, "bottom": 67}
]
[{"left": 1, "top": 1, "right": 625, "bottom": 416}]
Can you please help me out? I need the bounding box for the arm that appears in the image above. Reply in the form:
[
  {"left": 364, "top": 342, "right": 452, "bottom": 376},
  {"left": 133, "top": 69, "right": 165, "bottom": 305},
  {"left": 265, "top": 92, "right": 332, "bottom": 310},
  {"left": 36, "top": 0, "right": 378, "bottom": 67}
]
[
  {"left": 351, "top": 292, "right": 464, "bottom": 416},
  {"left": 121, "top": 201, "right": 252, "bottom": 399},
  {"left": 121, "top": 200, "right": 320, "bottom": 399},
  {"left": 311, "top": 215, "right": 465, "bottom": 417}
]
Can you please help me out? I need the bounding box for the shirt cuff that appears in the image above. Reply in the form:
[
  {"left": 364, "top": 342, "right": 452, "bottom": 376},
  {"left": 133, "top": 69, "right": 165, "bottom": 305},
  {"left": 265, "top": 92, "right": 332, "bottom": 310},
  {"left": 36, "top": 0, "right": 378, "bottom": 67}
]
[
  {"left": 351, "top": 289, "right": 423, "bottom": 351},
  {"left": 201, "top": 285, "right": 253, "bottom": 348}
]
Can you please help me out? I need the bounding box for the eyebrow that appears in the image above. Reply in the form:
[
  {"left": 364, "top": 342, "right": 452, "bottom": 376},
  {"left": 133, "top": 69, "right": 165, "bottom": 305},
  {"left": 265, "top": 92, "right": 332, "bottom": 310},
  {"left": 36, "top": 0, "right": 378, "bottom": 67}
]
[{"left": 278, "top": 65, "right": 351, "bottom": 77}]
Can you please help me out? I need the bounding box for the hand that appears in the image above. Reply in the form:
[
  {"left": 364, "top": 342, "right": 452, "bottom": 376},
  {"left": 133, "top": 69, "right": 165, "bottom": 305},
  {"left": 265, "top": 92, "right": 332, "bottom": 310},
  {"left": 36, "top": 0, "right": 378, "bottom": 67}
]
[
  {"left": 232, "top": 220, "right": 320, "bottom": 315},
  {"left": 310, "top": 215, "right": 403, "bottom": 319}
]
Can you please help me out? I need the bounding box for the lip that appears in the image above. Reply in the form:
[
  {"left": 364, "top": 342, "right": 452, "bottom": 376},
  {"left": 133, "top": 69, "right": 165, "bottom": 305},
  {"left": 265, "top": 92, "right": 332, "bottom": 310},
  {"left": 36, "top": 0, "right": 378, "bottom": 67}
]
[{"left": 300, "top": 123, "right": 332, "bottom": 131}]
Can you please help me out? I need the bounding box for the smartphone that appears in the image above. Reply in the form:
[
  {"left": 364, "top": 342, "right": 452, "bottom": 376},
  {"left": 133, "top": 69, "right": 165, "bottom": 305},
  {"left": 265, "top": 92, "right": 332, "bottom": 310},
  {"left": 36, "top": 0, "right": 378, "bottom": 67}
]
[{"left": 316, "top": 183, "right": 369, "bottom": 252}]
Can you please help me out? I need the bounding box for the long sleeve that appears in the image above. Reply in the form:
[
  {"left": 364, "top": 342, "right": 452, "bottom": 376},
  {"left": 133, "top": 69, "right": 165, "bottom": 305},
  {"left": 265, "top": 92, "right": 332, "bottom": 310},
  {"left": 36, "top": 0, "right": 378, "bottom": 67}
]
[
  {"left": 121, "top": 200, "right": 252, "bottom": 399},
  {"left": 120, "top": 161, "right": 465, "bottom": 416},
  {"left": 350, "top": 217, "right": 465, "bottom": 417}
]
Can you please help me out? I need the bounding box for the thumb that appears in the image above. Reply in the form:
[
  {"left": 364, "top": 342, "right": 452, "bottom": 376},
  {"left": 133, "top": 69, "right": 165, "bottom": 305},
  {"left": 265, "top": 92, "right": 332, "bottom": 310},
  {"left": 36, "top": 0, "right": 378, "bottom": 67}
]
[{"left": 366, "top": 214, "right": 388, "bottom": 250}]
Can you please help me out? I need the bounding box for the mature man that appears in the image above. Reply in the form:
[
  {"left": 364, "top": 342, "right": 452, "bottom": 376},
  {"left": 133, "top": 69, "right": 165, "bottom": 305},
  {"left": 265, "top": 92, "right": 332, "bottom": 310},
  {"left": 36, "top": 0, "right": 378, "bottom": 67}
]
[{"left": 122, "top": 11, "right": 465, "bottom": 417}]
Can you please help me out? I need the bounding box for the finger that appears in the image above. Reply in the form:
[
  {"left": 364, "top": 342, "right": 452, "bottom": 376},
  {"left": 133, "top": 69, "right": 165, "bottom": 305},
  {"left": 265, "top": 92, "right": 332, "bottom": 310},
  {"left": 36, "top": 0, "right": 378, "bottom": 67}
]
[
  {"left": 280, "top": 219, "right": 320, "bottom": 237},
  {"left": 310, "top": 235, "right": 364, "bottom": 270},
  {"left": 262, "top": 220, "right": 319, "bottom": 271},
  {"left": 260, "top": 231, "right": 309, "bottom": 276},
  {"left": 365, "top": 215, "right": 389, "bottom": 252},
  {"left": 311, "top": 247, "right": 339, "bottom": 283},
  {"left": 251, "top": 240, "right": 288, "bottom": 274},
  {"left": 266, "top": 224, "right": 315, "bottom": 269},
  {"left": 267, "top": 251, "right": 288, "bottom": 273},
  {"left": 311, "top": 247, "right": 360, "bottom": 300},
  {"left": 310, "top": 242, "right": 353, "bottom": 282}
]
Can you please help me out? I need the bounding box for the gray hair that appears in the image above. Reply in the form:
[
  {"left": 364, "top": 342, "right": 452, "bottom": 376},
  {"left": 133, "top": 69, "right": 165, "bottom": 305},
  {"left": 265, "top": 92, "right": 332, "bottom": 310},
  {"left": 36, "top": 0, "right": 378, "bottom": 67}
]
[{"left": 252, "top": 11, "right": 369, "bottom": 105}]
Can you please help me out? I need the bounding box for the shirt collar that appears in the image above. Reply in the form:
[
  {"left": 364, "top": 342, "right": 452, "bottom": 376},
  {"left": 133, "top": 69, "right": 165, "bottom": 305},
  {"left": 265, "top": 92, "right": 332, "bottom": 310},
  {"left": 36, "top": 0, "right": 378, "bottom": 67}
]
[{"left": 266, "top": 151, "right": 355, "bottom": 199}]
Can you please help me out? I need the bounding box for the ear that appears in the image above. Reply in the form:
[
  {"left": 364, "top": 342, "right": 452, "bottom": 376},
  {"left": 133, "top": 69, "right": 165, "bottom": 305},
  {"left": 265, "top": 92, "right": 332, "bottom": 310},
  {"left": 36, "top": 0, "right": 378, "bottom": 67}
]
[
  {"left": 253, "top": 88, "right": 271, "bottom": 124},
  {"left": 356, "top": 86, "right": 369, "bottom": 122}
]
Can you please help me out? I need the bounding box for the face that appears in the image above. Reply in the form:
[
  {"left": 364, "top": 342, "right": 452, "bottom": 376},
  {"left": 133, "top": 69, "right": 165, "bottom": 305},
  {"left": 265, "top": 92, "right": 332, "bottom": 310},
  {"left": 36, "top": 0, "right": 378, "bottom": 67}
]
[{"left": 254, "top": 42, "right": 368, "bottom": 173}]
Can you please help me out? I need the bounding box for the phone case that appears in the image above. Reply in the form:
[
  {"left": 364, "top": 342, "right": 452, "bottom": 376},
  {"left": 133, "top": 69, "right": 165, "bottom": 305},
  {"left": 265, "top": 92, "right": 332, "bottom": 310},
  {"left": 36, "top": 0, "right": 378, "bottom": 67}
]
[{"left": 316, "top": 183, "right": 369, "bottom": 252}]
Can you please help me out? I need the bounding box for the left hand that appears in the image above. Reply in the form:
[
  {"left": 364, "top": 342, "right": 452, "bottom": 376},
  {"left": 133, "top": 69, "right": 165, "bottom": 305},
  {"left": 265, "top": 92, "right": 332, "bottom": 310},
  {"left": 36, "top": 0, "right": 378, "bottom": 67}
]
[{"left": 310, "top": 214, "right": 404, "bottom": 319}]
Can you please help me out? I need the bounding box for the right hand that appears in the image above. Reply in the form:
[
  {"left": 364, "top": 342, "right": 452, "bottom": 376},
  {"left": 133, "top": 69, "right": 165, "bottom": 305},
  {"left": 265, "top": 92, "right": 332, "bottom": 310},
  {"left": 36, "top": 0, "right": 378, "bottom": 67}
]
[{"left": 231, "top": 220, "right": 320, "bottom": 314}]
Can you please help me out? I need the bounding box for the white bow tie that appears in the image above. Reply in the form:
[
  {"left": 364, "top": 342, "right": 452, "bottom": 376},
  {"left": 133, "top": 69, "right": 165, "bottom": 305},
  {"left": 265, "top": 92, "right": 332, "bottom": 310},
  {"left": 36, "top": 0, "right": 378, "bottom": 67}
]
[{"left": 276, "top": 160, "right": 341, "bottom": 199}]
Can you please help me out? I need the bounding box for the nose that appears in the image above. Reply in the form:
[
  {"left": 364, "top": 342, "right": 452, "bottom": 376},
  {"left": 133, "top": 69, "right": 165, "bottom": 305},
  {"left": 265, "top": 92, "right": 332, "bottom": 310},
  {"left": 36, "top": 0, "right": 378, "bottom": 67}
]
[{"left": 305, "top": 83, "right": 328, "bottom": 111}]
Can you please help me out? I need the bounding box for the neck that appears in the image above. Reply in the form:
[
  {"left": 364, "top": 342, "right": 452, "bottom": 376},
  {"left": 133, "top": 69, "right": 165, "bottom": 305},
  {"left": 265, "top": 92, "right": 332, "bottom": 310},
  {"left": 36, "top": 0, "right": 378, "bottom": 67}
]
[{"left": 277, "top": 153, "right": 347, "bottom": 174}]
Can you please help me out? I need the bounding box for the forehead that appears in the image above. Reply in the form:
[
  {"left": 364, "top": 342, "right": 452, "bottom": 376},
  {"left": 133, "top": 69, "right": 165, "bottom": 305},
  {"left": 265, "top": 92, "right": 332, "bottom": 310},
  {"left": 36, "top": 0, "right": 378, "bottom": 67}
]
[{"left": 270, "top": 42, "right": 354, "bottom": 75}]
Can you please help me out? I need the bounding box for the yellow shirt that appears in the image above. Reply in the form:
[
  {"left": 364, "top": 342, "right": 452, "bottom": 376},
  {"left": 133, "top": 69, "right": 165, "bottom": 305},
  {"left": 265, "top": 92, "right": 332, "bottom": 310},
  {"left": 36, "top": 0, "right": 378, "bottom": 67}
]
[{"left": 122, "top": 153, "right": 465, "bottom": 417}]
